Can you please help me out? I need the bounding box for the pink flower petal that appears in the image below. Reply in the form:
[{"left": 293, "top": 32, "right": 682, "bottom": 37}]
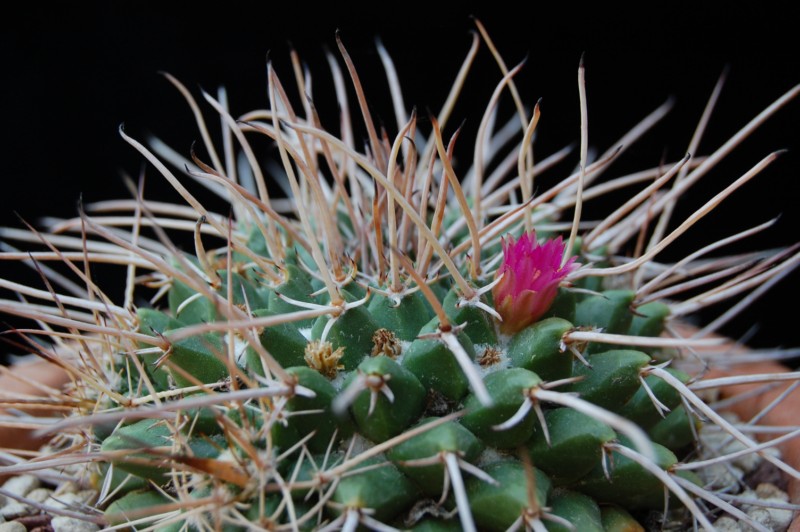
[{"left": 492, "top": 231, "right": 579, "bottom": 334}]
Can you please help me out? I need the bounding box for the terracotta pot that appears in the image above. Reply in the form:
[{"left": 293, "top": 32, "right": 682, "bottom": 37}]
[
  {"left": 665, "top": 320, "right": 799, "bottom": 530},
  {"left": 0, "top": 359, "right": 70, "bottom": 456},
  {"left": 703, "top": 359, "right": 800, "bottom": 531}
]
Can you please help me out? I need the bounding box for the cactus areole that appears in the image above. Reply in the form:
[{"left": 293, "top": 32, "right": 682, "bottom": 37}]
[{"left": 0, "top": 19, "right": 798, "bottom": 532}]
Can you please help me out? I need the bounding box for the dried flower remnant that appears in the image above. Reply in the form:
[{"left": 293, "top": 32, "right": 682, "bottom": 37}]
[
  {"left": 372, "top": 328, "right": 402, "bottom": 359},
  {"left": 478, "top": 346, "right": 502, "bottom": 367},
  {"left": 304, "top": 339, "right": 345, "bottom": 378},
  {"left": 492, "top": 231, "right": 579, "bottom": 334}
]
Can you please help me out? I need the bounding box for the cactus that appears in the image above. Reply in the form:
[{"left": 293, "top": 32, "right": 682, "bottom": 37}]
[{"left": 0, "top": 20, "right": 798, "bottom": 532}]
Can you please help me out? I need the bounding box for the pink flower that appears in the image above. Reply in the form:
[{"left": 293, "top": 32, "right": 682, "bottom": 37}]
[{"left": 492, "top": 231, "right": 579, "bottom": 334}]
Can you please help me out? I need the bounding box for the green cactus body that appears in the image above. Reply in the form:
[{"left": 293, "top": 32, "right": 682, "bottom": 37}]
[
  {"left": 164, "top": 331, "right": 232, "bottom": 386},
  {"left": 566, "top": 349, "right": 652, "bottom": 411},
  {"left": 546, "top": 489, "right": 605, "bottom": 532},
  {"left": 168, "top": 276, "right": 218, "bottom": 325},
  {"left": 575, "top": 289, "right": 636, "bottom": 353},
  {"left": 283, "top": 451, "right": 344, "bottom": 502},
  {"left": 135, "top": 307, "right": 185, "bottom": 389},
  {"left": 100, "top": 418, "right": 224, "bottom": 483},
  {"left": 506, "top": 317, "right": 574, "bottom": 381},
  {"left": 105, "top": 489, "right": 172, "bottom": 526},
  {"left": 271, "top": 366, "right": 352, "bottom": 453},
  {"left": 443, "top": 287, "right": 498, "bottom": 345},
  {"left": 0, "top": 23, "right": 794, "bottom": 532},
  {"left": 465, "top": 460, "right": 551, "bottom": 532},
  {"left": 137, "top": 307, "right": 186, "bottom": 336},
  {"left": 217, "top": 270, "right": 267, "bottom": 309},
  {"left": 181, "top": 406, "right": 224, "bottom": 436},
  {"left": 345, "top": 355, "right": 427, "bottom": 442},
  {"left": 628, "top": 301, "right": 671, "bottom": 338},
  {"left": 310, "top": 290, "right": 381, "bottom": 370},
  {"left": 244, "top": 496, "right": 317, "bottom": 531},
  {"left": 526, "top": 407, "right": 616, "bottom": 485},
  {"left": 600, "top": 505, "right": 646, "bottom": 532},
  {"left": 402, "top": 316, "right": 476, "bottom": 401},
  {"left": 542, "top": 287, "right": 577, "bottom": 324},
  {"left": 569, "top": 437, "right": 679, "bottom": 510},
  {"left": 263, "top": 263, "right": 317, "bottom": 328},
  {"left": 95, "top": 462, "right": 149, "bottom": 496},
  {"left": 619, "top": 367, "right": 691, "bottom": 429},
  {"left": 461, "top": 368, "right": 542, "bottom": 448},
  {"left": 330, "top": 457, "right": 418, "bottom": 522},
  {"left": 368, "top": 290, "right": 434, "bottom": 341},
  {"left": 387, "top": 417, "right": 484, "bottom": 496},
  {"left": 245, "top": 308, "right": 309, "bottom": 372},
  {"left": 648, "top": 404, "right": 698, "bottom": 451}
]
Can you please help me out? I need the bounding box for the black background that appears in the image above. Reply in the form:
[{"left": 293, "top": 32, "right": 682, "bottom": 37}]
[{"left": 1, "top": 3, "right": 798, "bottom": 356}]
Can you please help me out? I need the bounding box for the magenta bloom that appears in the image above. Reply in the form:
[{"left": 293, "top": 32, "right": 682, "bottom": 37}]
[{"left": 492, "top": 231, "right": 579, "bottom": 334}]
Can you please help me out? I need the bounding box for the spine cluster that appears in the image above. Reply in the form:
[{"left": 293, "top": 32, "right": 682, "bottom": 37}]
[{"left": 1, "top": 22, "right": 798, "bottom": 532}]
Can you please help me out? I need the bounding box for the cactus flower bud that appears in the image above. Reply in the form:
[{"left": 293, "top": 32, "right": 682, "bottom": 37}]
[{"left": 493, "top": 231, "right": 578, "bottom": 334}]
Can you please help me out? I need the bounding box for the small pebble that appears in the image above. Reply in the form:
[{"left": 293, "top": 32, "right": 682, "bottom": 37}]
[
  {"left": 745, "top": 507, "right": 775, "bottom": 530},
  {"left": 1, "top": 475, "right": 40, "bottom": 498},
  {"left": 755, "top": 482, "right": 789, "bottom": 501},
  {"left": 51, "top": 516, "right": 100, "bottom": 532},
  {"left": 697, "top": 460, "right": 744, "bottom": 489},
  {"left": 0, "top": 478, "right": 46, "bottom": 520},
  {"left": 52, "top": 482, "right": 79, "bottom": 496},
  {"left": 712, "top": 515, "right": 742, "bottom": 531},
  {"left": 0, "top": 522, "right": 26, "bottom": 532},
  {"left": 700, "top": 426, "right": 762, "bottom": 474},
  {"left": 45, "top": 490, "right": 97, "bottom": 511},
  {"left": 24, "top": 488, "right": 53, "bottom": 505},
  {"left": 0, "top": 502, "right": 33, "bottom": 520},
  {"left": 740, "top": 482, "right": 794, "bottom": 532}
]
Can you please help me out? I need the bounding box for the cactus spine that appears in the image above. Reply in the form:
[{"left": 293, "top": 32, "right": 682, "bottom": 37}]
[{"left": 1, "top": 21, "right": 798, "bottom": 532}]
